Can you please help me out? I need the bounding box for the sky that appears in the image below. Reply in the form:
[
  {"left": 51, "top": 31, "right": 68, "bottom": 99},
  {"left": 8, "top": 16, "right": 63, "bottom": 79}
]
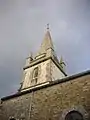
[{"left": 0, "top": 0, "right": 90, "bottom": 97}]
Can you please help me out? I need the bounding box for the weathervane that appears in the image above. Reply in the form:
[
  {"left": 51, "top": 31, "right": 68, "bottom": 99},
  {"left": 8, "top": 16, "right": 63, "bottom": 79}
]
[{"left": 47, "top": 23, "right": 49, "bottom": 30}]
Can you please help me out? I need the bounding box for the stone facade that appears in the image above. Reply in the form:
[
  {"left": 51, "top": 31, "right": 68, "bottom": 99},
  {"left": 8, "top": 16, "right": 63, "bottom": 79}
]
[
  {"left": 0, "top": 28, "right": 90, "bottom": 120},
  {"left": 0, "top": 71, "right": 90, "bottom": 120},
  {"left": 21, "top": 58, "right": 65, "bottom": 91},
  {"left": 51, "top": 60, "right": 65, "bottom": 81}
]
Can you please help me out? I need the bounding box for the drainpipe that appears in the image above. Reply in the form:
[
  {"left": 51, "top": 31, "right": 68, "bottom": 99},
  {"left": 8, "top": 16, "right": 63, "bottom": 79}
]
[{"left": 28, "top": 91, "right": 34, "bottom": 120}]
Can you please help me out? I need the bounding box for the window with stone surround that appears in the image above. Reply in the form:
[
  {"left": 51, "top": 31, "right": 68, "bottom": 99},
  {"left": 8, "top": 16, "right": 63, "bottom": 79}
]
[
  {"left": 65, "top": 110, "right": 84, "bottom": 120},
  {"left": 31, "top": 67, "right": 39, "bottom": 85},
  {"left": 33, "top": 67, "right": 38, "bottom": 78}
]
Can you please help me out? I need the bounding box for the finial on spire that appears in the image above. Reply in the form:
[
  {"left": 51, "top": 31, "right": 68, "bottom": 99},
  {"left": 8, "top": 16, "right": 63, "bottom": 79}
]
[
  {"left": 29, "top": 52, "right": 33, "bottom": 58},
  {"left": 47, "top": 23, "right": 49, "bottom": 30},
  {"left": 60, "top": 56, "right": 66, "bottom": 66}
]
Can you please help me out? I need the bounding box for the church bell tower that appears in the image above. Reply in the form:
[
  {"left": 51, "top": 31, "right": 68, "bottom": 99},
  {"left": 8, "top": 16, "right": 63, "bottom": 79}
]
[{"left": 20, "top": 25, "right": 67, "bottom": 92}]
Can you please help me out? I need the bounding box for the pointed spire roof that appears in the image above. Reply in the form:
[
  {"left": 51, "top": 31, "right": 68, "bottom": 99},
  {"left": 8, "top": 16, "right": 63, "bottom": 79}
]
[{"left": 36, "top": 24, "right": 54, "bottom": 56}]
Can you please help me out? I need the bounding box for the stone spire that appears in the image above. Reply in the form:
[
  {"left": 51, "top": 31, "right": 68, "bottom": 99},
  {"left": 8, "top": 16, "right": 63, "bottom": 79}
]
[
  {"left": 20, "top": 25, "right": 67, "bottom": 92},
  {"left": 36, "top": 24, "right": 54, "bottom": 57}
]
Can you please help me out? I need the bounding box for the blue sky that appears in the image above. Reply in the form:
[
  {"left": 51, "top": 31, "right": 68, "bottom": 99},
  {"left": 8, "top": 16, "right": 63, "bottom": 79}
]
[{"left": 0, "top": 0, "right": 90, "bottom": 97}]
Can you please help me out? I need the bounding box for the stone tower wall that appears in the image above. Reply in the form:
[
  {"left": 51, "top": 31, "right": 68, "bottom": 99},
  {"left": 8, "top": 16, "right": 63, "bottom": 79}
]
[
  {"left": 51, "top": 60, "right": 65, "bottom": 81},
  {"left": 22, "top": 59, "right": 51, "bottom": 90}
]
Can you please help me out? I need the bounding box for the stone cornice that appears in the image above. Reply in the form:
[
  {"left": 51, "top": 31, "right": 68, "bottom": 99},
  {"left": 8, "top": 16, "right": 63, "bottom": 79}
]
[
  {"left": 23, "top": 56, "right": 50, "bottom": 70},
  {"left": 23, "top": 56, "right": 67, "bottom": 76}
]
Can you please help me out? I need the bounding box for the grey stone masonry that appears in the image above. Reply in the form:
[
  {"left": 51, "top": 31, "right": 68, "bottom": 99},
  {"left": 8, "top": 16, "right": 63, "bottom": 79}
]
[{"left": 0, "top": 70, "right": 90, "bottom": 120}]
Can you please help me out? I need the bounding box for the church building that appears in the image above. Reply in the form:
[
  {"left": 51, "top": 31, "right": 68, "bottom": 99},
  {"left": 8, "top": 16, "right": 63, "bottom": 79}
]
[{"left": 0, "top": 26, "right": 90, "bottom": 120}]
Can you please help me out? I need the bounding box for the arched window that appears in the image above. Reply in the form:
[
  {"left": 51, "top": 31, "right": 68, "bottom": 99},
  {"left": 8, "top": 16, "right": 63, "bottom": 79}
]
[
  {"left": 65, "top": 111, "right": 84, "bottom": 120},
  {"left": 31, "top": 67, "right": 39, "bottom": 85},
  {"left": 33, "top": 67, "right": 38, "bottom": 79}
]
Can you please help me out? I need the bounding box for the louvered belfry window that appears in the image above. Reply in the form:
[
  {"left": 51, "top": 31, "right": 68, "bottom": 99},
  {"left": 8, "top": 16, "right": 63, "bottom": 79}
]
[
  {"left": 31, "top": 67, "right": 39, "bottom": 85},
  {"left": 33, "top": 67, "right": 38, "bottom": 79}
]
